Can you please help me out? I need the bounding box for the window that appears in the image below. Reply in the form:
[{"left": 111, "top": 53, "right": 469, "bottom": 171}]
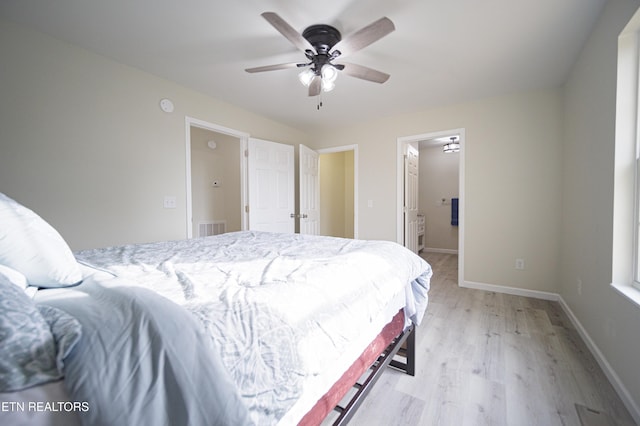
[
  {"left": 612, "top": 7, "right": 640, "bottom": 305},
  {"left": 636, "top": 147, "right": 640, "bottom": 289}
]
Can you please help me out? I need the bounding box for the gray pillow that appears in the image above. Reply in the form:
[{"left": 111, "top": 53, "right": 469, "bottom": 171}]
[{"left": 0, "top": 274, "right": 81, "bottom": 392}]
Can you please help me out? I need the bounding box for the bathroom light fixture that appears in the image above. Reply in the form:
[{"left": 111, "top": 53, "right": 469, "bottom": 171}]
[{"left": 443, "top": 136, "right": 460, "bottom": 153}]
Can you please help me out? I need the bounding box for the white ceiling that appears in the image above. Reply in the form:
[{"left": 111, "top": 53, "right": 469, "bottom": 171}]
[{"left": 0, "top": 0, "right": 607, "bottom": 132}]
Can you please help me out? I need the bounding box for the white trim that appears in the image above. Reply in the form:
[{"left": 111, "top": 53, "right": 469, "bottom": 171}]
[
  {"left": 184, "top": 121, "right": 192, "bottom": 238},
  {"left": 184, "top": 117, "right": 249, "bottom": 238},
  {"left": 317, "top": 144, "right": 358, "bottom": 154},
  {"left": 317, "top": 144, "right": 359, "bottom": 239},
  {"left": 423, "top": 247, "right": 459, "bottom": 255},
  {"left": 611, "top": 282, "right": 640, "bottom": 308},
  {"left": 460, "top": 280, "right": 560, "bottom": 301},
  {"left": 397, "top": 128, "right": 465, "bottom": 287}
]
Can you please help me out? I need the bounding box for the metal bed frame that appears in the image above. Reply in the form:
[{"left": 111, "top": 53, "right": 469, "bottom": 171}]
[{"left": 330, "top": 324, "right": 416, "bottom": 425}]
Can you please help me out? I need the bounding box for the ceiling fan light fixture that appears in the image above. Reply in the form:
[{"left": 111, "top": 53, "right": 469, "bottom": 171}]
[
  {"left": 298, "top": 68, "right": 315, "bottom": 87},
  {"left": 321, "top": 79, "right": 335, "bottom": 92},
  {"left": 321, "top": 64, "right": 338, "bottom": 83}
]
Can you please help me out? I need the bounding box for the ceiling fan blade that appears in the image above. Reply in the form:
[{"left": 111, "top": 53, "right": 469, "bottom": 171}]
[
  {"left": 245, "top": 62, "right": 302, "bottom": 73},
  {"left": 331, "top": 17, "right": 395, "bottom": 58},
  {"left": 261, "top": 12, "right": 315, "bottom": 54},
  {"left": 339, "top": 62, "right": 390, "bottom": 83},
  {"left": 308, "top": 76, "right": 322, "bottom": 97}
]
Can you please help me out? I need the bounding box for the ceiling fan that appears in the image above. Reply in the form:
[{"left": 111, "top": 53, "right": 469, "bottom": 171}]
[{"left": 245, "top": 12, "right": 395, "bottom": 97}]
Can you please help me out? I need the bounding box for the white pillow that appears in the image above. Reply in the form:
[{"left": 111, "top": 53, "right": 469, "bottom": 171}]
[
  {"left": 0, "top": 193, "right": 82, "bottom": 287},
  {"left": 0, "top": 264, "right": 29, "bottom": 291}
]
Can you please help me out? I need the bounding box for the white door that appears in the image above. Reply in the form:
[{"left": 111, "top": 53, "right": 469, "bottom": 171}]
[
  {"left": 248, "top": 138, "right": 295, "bottom": 233},
  {"left": 299, "top": 144, "right": 320, "bottom": 235},
  {"left": 404, "top": 143, "right": 420, "bottom": 253}
]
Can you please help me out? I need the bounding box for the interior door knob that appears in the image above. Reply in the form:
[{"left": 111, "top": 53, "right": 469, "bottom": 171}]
[{"left": 289, "top": 213, "right": 308, "bottom": 219}]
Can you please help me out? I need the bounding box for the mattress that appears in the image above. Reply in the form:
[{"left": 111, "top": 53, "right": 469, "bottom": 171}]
[
  {"left": 9, "top": 231, "right": 431, "bottom": 425},
  {"left": 280, "top": 289, "right": 406, "bottom": 424}
]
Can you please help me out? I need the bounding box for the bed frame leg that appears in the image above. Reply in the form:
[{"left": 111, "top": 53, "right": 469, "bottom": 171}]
[
  {"left": 404, "top": 324, "right": 416, "bottom": 376},
  {"left": 389, "top": 324, "right": 416, "bottom": 376}
]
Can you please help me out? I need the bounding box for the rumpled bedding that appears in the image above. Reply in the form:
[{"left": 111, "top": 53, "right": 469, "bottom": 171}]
[
  {"left": 62, "top": 231, "right": 431, "bottom": 425},
  {"left": 35, "top": 277, "right": 251, "bottom": 426}
]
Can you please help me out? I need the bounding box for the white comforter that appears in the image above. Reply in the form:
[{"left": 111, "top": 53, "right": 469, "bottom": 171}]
[{"left": 75, "top": 231, "right": 432, "bottom": 425}]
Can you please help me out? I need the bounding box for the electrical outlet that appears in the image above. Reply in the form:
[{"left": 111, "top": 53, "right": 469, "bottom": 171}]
[
  {"left": 577, "top": 278, "right": 582, "bottom": 296},
  {"left": 515, "top": 258, "right": 525, "bottom": 270}
]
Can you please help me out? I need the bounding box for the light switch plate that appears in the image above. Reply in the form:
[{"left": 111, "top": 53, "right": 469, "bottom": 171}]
[{"left": 164, "top": 196, "right": 177, "bottom": 209}]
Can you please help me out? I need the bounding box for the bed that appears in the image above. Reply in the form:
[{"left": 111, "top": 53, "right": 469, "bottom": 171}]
[{"left": 0, "top": 192, "right": 432, "bottom": 425}]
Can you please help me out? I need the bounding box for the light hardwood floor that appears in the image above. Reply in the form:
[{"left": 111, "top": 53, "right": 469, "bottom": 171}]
[{"left": 345, "top": 252, "right": 636, "bottom": 426}]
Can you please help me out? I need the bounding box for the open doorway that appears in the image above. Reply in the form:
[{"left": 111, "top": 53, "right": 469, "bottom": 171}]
[
  {"left": 189, "top": 127, "right": 242, "bottom": 237},
  {"left": 318, "top": 145, "right": 358, "bottom": 239},
  {"left": 185, "top": 117, "right": 248, "bottom": 238},
  {"left": 397, "top": 129, "right": 465, "bottom": 285},
  {"left": 418, "top": 136, "right": 460, "bottom": 254}
]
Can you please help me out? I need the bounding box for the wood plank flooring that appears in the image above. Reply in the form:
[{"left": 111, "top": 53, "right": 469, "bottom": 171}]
[{"left": 344, "top": 253, "right": 636, "bottom": 426}]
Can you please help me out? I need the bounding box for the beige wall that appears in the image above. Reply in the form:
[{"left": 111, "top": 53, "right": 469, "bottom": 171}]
[
  {"left": 319, "top": 151, "right": 354, "bottom": 238},
  {"left": 311, "top": 89, "right": 563, "bottom": 294},
  {"left": 0, "top": 20, "right": 309, "bottom": 250},
  {"left": 190, "top": 128, "right": 241, "bottom": 236},
  {"left": 418, "top": 144, "right": 459, "bottom": 252},
  {"left": 560, "top": 0, "right": 640, "bottom": 413},
  {"left": 344, "top": 150, "right": 355, "bottom": 238}
]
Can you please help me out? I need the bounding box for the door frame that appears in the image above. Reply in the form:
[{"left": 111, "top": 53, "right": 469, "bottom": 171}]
[
  {"left": 185, "top": 116, "right": 249, "bottom": 238},
  {"left": 396, "top": 128, "right": 465, "bottom": 285},
  {"left": 317, "top": 144, "right": 359, "bottom": 239}
]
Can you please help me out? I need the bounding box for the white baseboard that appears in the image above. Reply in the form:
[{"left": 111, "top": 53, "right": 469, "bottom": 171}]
[
  {"left": 423, "top": 247, "right": 459, "bottom": 254},
  {"left": 459, "top": 279, "right": 640, "bottom": 424},
  {"left": 460, "top": 280, "right": 560, "bottom": 301},
  {"left": 557, "top": 296, "right": 640, "bottom": 424}
]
